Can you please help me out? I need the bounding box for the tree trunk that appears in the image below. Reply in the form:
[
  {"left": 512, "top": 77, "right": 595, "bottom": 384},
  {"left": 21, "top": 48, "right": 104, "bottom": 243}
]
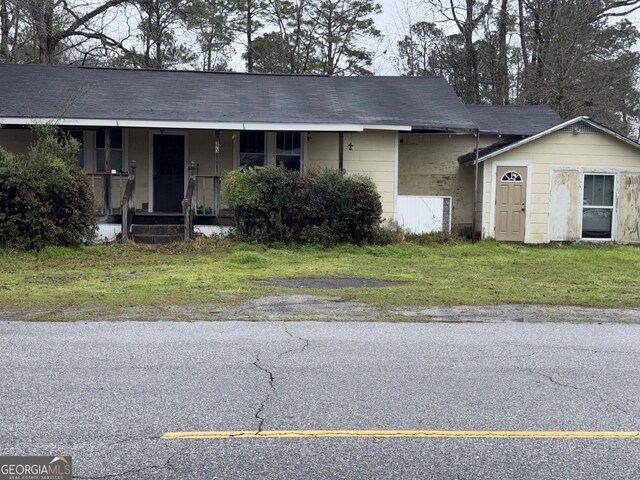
[
  {"left": 0, "top": 0, "right": 9, "bottom": 60},
  {"left": 246, "top": 1, "right": 254, "bottom": 72},
  {"left": 497, "top": 0, "right": 509, "bottom": 104}
]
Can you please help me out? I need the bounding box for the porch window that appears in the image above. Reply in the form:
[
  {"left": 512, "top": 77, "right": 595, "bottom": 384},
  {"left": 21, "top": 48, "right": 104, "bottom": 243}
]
[
  {"left": 582, "top": 174, "right": 614, "bottom": 239},
  {"left": 96, "top": 128, "right": 123, "bottom": 172},
  {"left": 239, "top": 131, "right": 265, "bottom": 168},
  {"left": 276, "top": 132, "right": 302, "bottom": 172}
]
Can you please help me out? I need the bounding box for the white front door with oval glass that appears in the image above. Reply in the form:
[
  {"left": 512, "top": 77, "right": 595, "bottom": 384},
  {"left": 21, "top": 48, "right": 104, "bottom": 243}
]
[{"left": 495, "top": 166, "right": 528, "bottom": 242}]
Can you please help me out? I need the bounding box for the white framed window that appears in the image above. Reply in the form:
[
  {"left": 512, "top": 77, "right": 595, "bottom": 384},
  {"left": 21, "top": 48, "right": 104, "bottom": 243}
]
[
  {"left": 582, "top": 174, "right": 615, "bottom": 240},
  {"left": 276, "top": 132, "right": 302, "bottom": 172},
  {"left": 96, "top": 127, "right": 124, "bottom": 172},
  {"left": 239, "top": 131, "right": 266, "bottom": 168}
]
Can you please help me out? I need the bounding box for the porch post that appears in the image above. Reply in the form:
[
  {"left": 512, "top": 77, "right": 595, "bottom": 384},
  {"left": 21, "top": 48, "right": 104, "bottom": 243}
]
[
  {"left": 214, "top": 130, "right": 221, "bottom": 215},
  {"left": 214, "top": 130, "right": 220, "bottom": 175},
  {"left": 338, "top": 132, "right": 344, "bottom": 171},
  {"left": 104, "top": 127, "right": 112, "bottom": 213},
  {"left": 472, "top": 129, "right": 480, "bottom": 243}
]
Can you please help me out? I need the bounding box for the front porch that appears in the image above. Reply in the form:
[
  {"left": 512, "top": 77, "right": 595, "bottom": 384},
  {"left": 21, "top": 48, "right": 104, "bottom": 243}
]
[
  {"left": 83, "top": 127, "right": 240, "bottom": 242},
  {"left": 74, "top": 125, "right": 397, "bottom": 242},
  {"left": 0, "top": 122, "right": 392, "bottom": 242},
  {"left": 89, "top": 164, "right": 229, "bottom": 243}
]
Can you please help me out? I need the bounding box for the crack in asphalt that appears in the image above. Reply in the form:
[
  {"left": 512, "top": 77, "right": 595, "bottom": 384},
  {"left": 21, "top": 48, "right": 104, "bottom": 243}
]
[
  {"left": 252, "top": 354, "right": 276, "bottom": 433},
  {"left": 250, "top": 324, "right": 311, "bottom": 433},
  {"left": 279, "top": 324, "right": 311, "bottom": 358},
  {"left": 470, "top": 351, "right": 538, "bottom": 362},
  {"left": 101, "top": 434, "right": 161, "bottom": 448},
  {"left": 520, "top": 368, "right": 630, "bottom": 415},
  {"left": 498, "top": 341, "right": 608, "bottom": 355},
  {"left": 74, "top": 449, "right": 181, "bottom": 479}
]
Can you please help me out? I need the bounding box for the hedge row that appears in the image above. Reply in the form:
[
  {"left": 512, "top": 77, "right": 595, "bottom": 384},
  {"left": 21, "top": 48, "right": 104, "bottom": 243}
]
[{"left": 222, "top": 166, "right": 383, "bottom": 245}]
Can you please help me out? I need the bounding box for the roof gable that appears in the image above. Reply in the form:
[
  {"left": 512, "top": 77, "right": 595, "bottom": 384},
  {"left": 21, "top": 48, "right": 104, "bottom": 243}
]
[{"left": 458, "top": 117, "right": 640, "bottom": 165}]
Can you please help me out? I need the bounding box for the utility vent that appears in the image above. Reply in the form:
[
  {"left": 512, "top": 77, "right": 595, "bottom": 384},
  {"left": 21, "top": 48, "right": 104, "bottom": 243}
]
[{"left": 560, "top": 123, "right": 597, "bottom": 135}]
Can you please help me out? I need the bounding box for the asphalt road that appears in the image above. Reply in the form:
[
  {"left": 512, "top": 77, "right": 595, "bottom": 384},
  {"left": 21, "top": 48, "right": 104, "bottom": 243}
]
[{"left": 1, "top": 320, "right": 639, "bottom": 479}]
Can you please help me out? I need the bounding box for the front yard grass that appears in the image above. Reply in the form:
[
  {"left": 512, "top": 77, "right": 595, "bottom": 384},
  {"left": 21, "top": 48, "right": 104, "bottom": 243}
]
[{"left": 0, "top": 239, "right": 638, "bottom": 318}]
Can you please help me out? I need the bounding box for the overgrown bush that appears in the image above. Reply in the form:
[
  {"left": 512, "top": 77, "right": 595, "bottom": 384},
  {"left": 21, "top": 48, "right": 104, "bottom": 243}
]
[
  {"left": 222, "top": 166, "right": 382, "bottom": 245},
  {"left": 0, "top": 125, "right": 96, "bottom": 250}
]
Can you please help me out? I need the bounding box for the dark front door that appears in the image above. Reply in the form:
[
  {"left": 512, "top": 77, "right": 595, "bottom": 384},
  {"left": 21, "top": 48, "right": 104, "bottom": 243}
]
[{"left": 153, "top": 135, "right": 185, "bottom": 212}]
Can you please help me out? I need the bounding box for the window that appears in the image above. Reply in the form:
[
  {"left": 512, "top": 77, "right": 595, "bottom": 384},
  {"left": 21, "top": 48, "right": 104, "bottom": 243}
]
[
  {"left": 96, "top": 128, "right": 123, "bottom": 172},
  {"left": 65, "top": 130, "right": 84, "bottom": 168},
  {"left": 501, "top": 171, "right": 523, "bottom": 182},
  {"left": 582, "top": 174, "right": 614, "bottom": 239},
  {"left": 239, "top": 131, "right": 265, "bottom": 168},
  {"left": 276, "top": 132, "right": 302, "bottom": 172}
]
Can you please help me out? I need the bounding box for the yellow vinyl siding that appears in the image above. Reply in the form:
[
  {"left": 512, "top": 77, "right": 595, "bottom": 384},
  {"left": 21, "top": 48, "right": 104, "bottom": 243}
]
[
  {"left": 307, "top": 130, "right": 397, "bottom": 222},
  {"left": 306, "top": 132, "right": 339, "bottom": 171},
  {"left": 188, "top": 130, "right": 214, "bottom": 175},
  {"left": 342, "top": 130, "right": 396, "bottom": 221}
]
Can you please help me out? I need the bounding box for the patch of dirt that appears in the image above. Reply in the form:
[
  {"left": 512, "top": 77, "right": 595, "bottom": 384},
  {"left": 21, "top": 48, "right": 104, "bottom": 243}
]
[
  {"left": 100, "top": 272, "right": 146, "bottom": 281},
  {"left": 25, "top": 274, "right": 82, "bottom": 284},
  {"left": 2, "top": 296, "right": 639, "bottom": 323},
  {"left": 260, "top": 278, "right": 405, "bottom": 289},
  {"left": 211, "top": 295, "right": 378, "bottom": 321},
  {"left": 393, "top": 304, "right": 640, "bottom": 324}
]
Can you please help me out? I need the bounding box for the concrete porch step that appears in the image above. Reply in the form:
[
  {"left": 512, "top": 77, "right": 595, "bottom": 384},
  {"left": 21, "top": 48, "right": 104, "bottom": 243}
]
[
  {"left": 132, "top": 234, "right": 185, "bottom": 245},
  {"left": 131, "top": 224, "right": 185, "bottom": 244}
]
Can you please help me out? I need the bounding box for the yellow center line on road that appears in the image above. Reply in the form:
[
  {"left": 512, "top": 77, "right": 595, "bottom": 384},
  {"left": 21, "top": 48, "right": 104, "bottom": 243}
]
[{"left": 161, "top": 430, "right": 640, "bottom": 440}]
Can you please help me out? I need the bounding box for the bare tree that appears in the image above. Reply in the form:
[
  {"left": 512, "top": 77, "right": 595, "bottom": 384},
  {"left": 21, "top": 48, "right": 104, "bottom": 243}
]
[
  {"left": 430, "top": 0, "right": 494, "bottom": 102},
  {"left": 16, "top": 0, "right": 130, "bottom": 64}
]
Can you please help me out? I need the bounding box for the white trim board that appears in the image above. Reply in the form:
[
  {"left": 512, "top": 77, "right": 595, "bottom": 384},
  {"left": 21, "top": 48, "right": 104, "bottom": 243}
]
[{"left": 0, "top": 117, "right": 411, "bottom": 132}]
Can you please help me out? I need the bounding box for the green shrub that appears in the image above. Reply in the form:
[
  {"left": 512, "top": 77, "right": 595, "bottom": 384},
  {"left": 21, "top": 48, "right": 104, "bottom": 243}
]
[
  {"left": 0, "top": 125, "right": 96, "bottom": 250},
  {"left": 222, "top": 166, "right": 382, "bottom": 245}
]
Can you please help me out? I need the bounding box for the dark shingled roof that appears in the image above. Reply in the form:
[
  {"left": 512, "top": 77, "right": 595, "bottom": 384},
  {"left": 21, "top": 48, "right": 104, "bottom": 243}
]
[
  {"left": 458, "top": 137, "right": 521, "bottom": 165},
  {"left": 0, "top": 63, "right": 478, "bottom": 130},
  {"left": 466, "top": 104, "right": 562, "bottom": 136}
]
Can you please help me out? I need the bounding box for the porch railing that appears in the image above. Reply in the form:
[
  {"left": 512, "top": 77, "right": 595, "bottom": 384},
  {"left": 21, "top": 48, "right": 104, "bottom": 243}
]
[
  {"left": 194, "top": 175, "right": 222, "bottom": 217},
  {"left": 183, "top": 163, "right": 197, "bottom": 241},
  {"left": 87, "top": 172, "right": 130, "bottom": 215},
  {"left": 120, "top": 162, "right": 136, "bottom": 242}
]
